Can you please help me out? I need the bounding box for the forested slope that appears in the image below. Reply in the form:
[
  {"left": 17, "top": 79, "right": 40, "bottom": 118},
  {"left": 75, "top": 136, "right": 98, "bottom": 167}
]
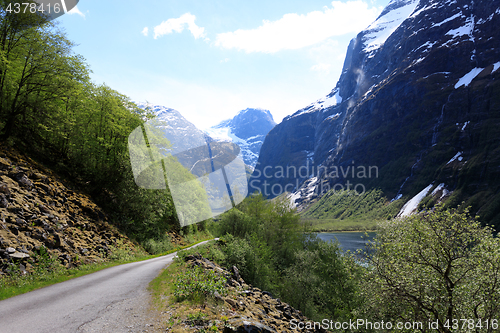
[{"left": 0, "top": 2, "right": 185, "bottom": 248}]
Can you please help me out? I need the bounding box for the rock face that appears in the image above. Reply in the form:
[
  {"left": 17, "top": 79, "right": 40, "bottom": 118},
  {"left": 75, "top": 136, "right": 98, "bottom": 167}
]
[
  {"left": 0, "top": 146, "right": 138, "bottom": 275},
  {"left": 251, "top": 0, "right": 500, "bottom": 225},
  {"left": 205, "top": 108, "right": 276, "bottom": 169},
  {"left": 183, "top": 254, "right": 326, "bottom": 333}
]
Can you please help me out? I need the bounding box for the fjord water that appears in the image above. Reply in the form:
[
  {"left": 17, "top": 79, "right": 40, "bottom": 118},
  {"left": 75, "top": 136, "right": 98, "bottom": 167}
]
[{"left": 316, "top": 232, "right": 376, "bottom": 253}]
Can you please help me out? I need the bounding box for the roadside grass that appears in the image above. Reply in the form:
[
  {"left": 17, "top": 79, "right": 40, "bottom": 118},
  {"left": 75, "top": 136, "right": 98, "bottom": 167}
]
[
  {"left": 301, "top": 218, "right": 380, "bottom": 232},
  {"left": 149, "top": 241, "right": 222, "bottom": 309},
  {"left": 148, "top": 244, "right": 231, "bottom": 332},
  {"left": 0, "top": 233, "right": 213, "bottom": 301}
]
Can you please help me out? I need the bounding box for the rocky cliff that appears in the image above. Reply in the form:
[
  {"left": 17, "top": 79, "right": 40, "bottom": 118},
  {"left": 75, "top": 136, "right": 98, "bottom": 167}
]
[
  {"left": 251, "top": 0, "right": 500, "bottom": 227},
  {"left": 0, "top": 145, "right": 138, "bottom": 276}
]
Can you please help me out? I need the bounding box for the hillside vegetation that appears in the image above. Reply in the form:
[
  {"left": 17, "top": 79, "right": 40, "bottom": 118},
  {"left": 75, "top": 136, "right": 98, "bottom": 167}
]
[
  {"left": 300, "top": 189, "right": 405, "bottom": 231},
  {"left": 152, "top": 193, "right": 500, "bottom": 332},
  {"left": 0, "top": 3, "right": 188, "bottom": 249}
]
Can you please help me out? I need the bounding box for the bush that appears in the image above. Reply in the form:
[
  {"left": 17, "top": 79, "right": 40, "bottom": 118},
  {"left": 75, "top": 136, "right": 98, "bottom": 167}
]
[
  {"left": 173, "top": 266, "right": 227, "bottom": 302},
  {"left": 282, "top": 239, "right": 363, "bottom": 321},
  {"left": 142, "top": 234, "right": 174, "bottom": 254}
]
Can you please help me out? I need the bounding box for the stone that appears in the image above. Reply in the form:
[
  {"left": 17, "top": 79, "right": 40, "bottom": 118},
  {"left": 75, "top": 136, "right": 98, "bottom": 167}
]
[
  {"left": 12, "top": 173, "right": 33, "bottom": 188},
  {"left": 9, "top": 252, "right": 30, "bottom": 259},
  {"left": 0, "top": 182, "right": 10, "bottom": 196},
  {"left": 0, "top": 146, "right": 139, "bottom": 277},
  {"left": 183, "top": 255, "right": 328, "bottom": 333},
  {"left": 0, "top": 194, "right": 8, "bottom": 208},
  {"left": 224, "top": 317, "right": 276, "bottom": 333},
  {"left": 232, "top": 265, "right": 241, "bottom": 280},
  {"left": 0, "top": 157, "right": 10, "bottom": 170}
]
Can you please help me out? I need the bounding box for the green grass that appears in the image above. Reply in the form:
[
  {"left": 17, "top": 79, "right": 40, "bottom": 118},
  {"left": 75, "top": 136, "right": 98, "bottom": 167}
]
[
  {"left": 299, "top": 188, "right": 405, "bottom": 232},
  {"left": 0, "top": 259, "right": 138, "bottom": 301},
  {"left": 302, "top": 218, "right": 379, "bottom": 232},
  {"left": 147, "top": 245, "right": 230, "bottom": 332},
  {"left": 0, "top": 235, "right": 214, "bottom": 301}
]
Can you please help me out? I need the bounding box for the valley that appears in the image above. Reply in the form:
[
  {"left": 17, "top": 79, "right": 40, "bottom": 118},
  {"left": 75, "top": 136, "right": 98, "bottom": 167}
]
[{"left": 1, "top": 0, "right": 500, "bottom": 332}]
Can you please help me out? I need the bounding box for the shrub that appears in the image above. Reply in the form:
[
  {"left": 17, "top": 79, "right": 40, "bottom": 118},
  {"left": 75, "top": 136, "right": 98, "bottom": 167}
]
[{"left": 173, "top": 266, "right": 227, "bottom": 302}]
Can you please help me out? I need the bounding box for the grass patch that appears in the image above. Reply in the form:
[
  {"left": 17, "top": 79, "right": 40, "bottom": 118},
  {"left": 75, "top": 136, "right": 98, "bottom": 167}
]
[
  {"left": 148, "top": 252, "right": 229, "bottom": 332},
  {"left": 148, "top": 257, "right": 183, "bottom": 310},
  {"left": 0, "top": 245, "right": 149, "bottom": 301},
  {"left": 300, "top": 188, "right": 405, "bottom": 232},
  {"left": 302, "top": 218, "right": 379, "bottom": 232}
]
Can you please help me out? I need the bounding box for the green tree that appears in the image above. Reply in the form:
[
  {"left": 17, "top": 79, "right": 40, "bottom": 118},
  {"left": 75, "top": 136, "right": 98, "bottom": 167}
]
[
  {"left": 0, "top": 4, "right": 88, "bottom": 142},
  {"left": 361, "top": 205, "right": 500, "bottom": 333},
  {"left": 282, "top": 239, "right": 362, "bottom": 321}
]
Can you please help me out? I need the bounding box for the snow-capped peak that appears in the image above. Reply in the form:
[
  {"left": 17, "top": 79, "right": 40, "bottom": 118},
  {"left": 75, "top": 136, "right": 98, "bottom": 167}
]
[{"left": 205, "top": 108, "right": 276, "bottom": 168}]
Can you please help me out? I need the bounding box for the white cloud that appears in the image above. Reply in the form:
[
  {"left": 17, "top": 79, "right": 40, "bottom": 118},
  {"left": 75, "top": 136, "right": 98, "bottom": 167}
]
[
  {"left": 311, "top": 63, "right": 332, "bottom": 72},
  {"left": 67, "top": 4, "right": 85, "bottom": 18},
  {"left": 215, "top": 1, "right": 381, "bottom": 53},
  {"left": 141, "top": 27, "right": 149, "bottom": 37},
  {"left": 153, "top": 13, "right": 206, "bottom": 40},
  {"left": 308, "top": 38, "right": 347, "bottom": 76}
]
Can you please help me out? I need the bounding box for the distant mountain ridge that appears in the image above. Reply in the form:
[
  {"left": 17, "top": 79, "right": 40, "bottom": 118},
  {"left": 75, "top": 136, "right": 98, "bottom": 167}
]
[
  {"left": 134, "top": 102, "right": 208, "bottom": 142},
  {"left": 205, "top": 108, "right": 276, "bottom": 169},
  {"left": 251, "top": 0, "right": 500, "bottom": 227}
]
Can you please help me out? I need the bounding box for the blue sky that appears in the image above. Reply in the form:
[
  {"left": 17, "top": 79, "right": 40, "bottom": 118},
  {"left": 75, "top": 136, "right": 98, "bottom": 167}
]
[{"left": 59, "top": 0, "right": 389, "bottom": 129}]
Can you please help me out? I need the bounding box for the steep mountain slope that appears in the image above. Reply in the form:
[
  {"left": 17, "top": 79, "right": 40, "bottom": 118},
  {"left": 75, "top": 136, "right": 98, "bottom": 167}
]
[
  {"left": 251, "top": 0, "right": 500, "bottom": 227},
  {"left": 205, "top": 108, "right": 276, "bottom": 169},
  {"left": 0, "top": 146, "right": 139, "bottom": 275}
]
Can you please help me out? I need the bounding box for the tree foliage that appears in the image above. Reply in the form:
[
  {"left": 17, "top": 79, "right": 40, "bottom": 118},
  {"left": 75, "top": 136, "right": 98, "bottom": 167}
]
[
  {"left": 361, "top": 205, "right": 500, "bottom": 333},
  {"left": 203, "top": 193, "right": 362, "bottom": 322},
  {"left": 0, "top": 3, "right": 182, "bottom": 245}
]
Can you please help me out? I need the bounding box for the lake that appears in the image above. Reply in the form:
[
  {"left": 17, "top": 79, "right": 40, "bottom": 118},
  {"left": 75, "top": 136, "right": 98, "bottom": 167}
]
[{"left": 315, "top": 232, "right": 376, "bottom": 253}]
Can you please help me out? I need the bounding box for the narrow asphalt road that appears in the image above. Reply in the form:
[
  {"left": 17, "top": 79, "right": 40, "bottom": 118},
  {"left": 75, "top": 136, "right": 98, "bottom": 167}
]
[{"left": 0, "top": 240, "right": 212, "bottom": 333}]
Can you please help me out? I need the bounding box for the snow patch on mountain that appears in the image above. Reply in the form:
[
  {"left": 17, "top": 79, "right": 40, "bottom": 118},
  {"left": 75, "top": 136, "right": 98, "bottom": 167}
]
[
  {"left": 433, "top": 12, "right": 463, "bottom": 27},
  {"left": 454, "top": 60, "right": 500, "bottom": 89},
  {"left": 290, "top": 88, "right": 343, "bottom": 119},
  {"left": 205, "top": 126, "right": 259, "bottom": 169},
  {"left": 447, "top": 152, "right": 463, "bottom": 164},
  {"left": 446, "top": 17, "right": 475, "bottom": 39},
  {"left": 398, "top": 183, "right": 433, "bottom": 217},
  {"left": 493, "top": 61, "right": 500, "bottom": 73},
  {"left": 432, "top": 183, "right": 450, "bottom": 199},
  {"left": 363, "top": 0, "right": 419, "bottom": 56},
  {"left": 313, "top": 89, "right": 343, "bottom": 109},
  {"left": 455, "top": 68, "right": 482, "bottom": 88}
]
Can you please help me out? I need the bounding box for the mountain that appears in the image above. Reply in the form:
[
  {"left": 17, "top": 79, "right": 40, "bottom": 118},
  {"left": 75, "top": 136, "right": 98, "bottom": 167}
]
[
  {"left": 205, "top": 108, "right": 276, "bottom": 169},
  {"left": 134, "top": 102, "right": 209, "bottom": 145},
  {"left": 250, "top": 0, "right": 500, "bottom": 227}
]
